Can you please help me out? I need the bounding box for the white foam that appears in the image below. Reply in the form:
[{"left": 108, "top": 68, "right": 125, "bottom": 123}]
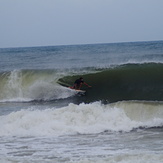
[
  {"left": 1, "top": 151, "right": 163, "bottom": 163},
  {"left": 67, "top": 153, "right": 163, "bottom": 163},
  {"left": 1, "top": 101, "right": 163, "bottom": 136}
]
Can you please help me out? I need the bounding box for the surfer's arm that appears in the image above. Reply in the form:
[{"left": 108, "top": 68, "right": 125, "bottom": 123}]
[{"left": 83, "top": 82, "right": 91, "bottom": 87}]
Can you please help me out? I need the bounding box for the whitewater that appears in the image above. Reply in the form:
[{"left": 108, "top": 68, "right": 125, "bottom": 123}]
[{"left": 1, "top": 41, "right": 163, "bottom": 163}]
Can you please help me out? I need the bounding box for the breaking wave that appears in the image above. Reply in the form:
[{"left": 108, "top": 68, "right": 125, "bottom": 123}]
[
  {"left": 0, "top": 69, "right": 76, "bottom": 102},
  {"left": 1, "top": 101, "right": 163, "bottom": 136},
  {"left": 1, "top": 63, "right": 163, "bottom": 103}
]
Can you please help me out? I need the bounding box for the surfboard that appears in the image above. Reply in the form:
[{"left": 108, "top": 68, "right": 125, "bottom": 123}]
[
  {"left": 74, "top": 89, "right": 86, "bottom": 93},
  {"left": 57, "top": 81, "right": 86, "bottom": 95},
  {"left": 69, "top": 87, "right": 86, "bottom": 95}
]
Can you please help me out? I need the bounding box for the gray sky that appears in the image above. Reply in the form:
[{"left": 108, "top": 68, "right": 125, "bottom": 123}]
[{"left": 1, "top": 0, "right": 163, "bottom": 48}]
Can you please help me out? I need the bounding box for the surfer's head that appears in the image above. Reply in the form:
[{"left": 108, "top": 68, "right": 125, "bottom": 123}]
[{"left": 80, "top": 77, "right": 84, "bottom": 81}]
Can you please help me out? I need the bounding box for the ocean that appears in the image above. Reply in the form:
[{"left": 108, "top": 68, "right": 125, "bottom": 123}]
[{"left": 0, "top": 41, "right": 163, "bottom": 163}]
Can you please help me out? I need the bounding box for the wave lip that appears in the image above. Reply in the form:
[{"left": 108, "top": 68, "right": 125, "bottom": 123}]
[{"left": 1, "top": 101, "right": 163, "bottom": 136}]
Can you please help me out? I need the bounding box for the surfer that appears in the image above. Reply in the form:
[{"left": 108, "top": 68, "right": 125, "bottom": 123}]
[{"left": 71, "top": 77, "right": 91, "bottom": 90}]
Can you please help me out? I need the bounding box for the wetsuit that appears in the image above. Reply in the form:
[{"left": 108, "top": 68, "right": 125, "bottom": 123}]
[{"left": 73, "top": 78, "right": 84, "bottom": 89}]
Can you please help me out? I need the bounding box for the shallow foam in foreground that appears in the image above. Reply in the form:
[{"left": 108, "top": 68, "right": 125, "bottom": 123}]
[{"left": 1, "top": 101, "right": 163, "bottom": 136}]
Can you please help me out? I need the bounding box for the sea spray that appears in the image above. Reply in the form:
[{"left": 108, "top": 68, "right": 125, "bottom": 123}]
[{"left": 0, "top": 69, "right": 76, "bottom": 102}]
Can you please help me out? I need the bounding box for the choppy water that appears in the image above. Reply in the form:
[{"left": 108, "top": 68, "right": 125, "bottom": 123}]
[{"left": 1, "top": 41, "right": 163, "bottom": 162}]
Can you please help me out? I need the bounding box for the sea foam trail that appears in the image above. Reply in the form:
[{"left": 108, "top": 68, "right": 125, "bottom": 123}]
[{"left": 1, "top": 101, "right": 163, "bottom": 136}]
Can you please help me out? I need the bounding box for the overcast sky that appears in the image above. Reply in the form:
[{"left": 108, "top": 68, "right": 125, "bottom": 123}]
[{"left": 1, "top": 0, "right": 163, "bottom": 48}]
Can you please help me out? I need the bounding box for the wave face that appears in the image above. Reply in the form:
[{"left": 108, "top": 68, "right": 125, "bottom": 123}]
[
  {"left": 1, "top": 101, "right": 163, "bottom": 136},
  {"left": 58, "top": 63, "right": 163, "bottom": 103}
]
